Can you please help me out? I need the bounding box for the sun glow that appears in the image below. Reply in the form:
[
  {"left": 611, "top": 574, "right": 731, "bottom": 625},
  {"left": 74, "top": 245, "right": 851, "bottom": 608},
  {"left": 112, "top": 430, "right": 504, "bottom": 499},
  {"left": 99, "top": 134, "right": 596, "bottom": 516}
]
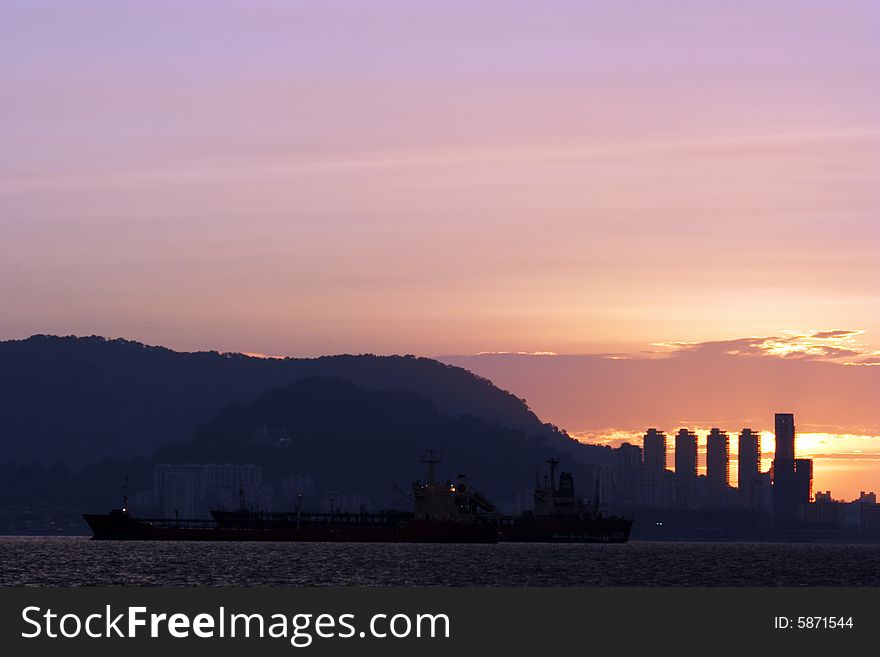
[
  {"left": 758, "top": 330, "right": 865, "bottom": 360},
  {"left": 653, "top": 330, "right": 875, "bottom": 363},
  {"left": 571, "top": 429, "right": 880, "bottom": 501}
]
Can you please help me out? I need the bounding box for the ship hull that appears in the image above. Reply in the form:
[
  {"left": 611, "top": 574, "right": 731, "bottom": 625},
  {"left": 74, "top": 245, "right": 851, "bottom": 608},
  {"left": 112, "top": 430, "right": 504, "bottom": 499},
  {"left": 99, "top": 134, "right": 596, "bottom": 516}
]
[
  {"left": 82, "top": 513, "right": 499, "bottom": 543},
  {"left": 499, "top": 516, "right": 632, "bottom": 543},
  {"left": 84, "top": 513, "right": 631, "bottom": 543}
]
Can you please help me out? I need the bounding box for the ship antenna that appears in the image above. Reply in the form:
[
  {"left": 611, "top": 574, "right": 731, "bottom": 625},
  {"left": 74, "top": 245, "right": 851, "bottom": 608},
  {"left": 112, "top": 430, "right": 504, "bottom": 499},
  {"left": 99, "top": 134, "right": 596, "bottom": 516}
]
[
  {"left": 122, "top": 474, "right": 129, "bottom": 513},
  {"left": 546, "top": 458, "right": 559, "bottom": 492},
  {"left": 420, "top": 450, "right": 441, "bottom": 484}
]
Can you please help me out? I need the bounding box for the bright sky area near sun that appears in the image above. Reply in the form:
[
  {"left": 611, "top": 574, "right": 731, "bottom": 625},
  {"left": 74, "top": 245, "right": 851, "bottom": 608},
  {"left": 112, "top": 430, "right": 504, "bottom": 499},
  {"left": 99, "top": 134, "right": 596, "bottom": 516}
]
[{"left": 1, "top": 1, "right": 878, "bottom": 497}]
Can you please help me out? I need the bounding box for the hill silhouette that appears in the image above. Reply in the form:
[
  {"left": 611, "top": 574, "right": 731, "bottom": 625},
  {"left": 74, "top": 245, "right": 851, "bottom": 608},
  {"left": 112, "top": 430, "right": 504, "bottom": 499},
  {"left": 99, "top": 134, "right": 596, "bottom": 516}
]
[
  {"left": 1, "top": 377, "right": 608, "bottom": 512},
  {"left": 0, "top": 335, "right": 606, "bottom": 468},
  {"left": 150, "top": 376, "right": 601, "bottom": 506}
]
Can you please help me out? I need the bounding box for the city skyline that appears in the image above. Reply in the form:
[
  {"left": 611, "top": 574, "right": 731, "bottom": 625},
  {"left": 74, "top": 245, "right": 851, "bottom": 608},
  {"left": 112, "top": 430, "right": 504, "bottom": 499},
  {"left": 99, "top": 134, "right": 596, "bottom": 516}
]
[
  {"left": 442, "top": 350, "right": 879, "bottom": 500},
  {"left": 601, "top": 424, "right": 871, "bottom": 503},
  {"left": 610, "top": 415, "right": 823, "bottom": 510},
  {"left": 608, "top": 414, "right": 880, "bottom": 504},
  {"left": 598, "top": 412, "right": 880, "bottom": 541}
]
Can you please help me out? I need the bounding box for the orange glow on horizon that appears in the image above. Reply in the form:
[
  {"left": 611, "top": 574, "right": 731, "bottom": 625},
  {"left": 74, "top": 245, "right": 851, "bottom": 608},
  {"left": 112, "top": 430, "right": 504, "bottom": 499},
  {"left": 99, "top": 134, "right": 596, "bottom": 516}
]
[{"left": 572, "top": 430, "right": 880, "bottom": 502}]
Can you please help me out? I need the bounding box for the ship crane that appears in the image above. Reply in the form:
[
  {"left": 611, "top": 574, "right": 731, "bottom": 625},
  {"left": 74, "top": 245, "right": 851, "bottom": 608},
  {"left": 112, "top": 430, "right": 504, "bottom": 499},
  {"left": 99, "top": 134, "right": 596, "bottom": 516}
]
[
  {"left": 469, "top": 488, "right": 497, "bottom": 513},
  {"left": 392, "top": 484, "right": 414, "bottom": 503}
]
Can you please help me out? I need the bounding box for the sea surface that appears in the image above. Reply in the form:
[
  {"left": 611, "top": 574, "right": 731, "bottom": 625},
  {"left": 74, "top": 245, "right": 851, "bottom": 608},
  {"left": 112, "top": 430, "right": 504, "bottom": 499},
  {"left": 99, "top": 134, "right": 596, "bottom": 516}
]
[{"left": 2, "top": 537, "right": 879, "bottom": 586}]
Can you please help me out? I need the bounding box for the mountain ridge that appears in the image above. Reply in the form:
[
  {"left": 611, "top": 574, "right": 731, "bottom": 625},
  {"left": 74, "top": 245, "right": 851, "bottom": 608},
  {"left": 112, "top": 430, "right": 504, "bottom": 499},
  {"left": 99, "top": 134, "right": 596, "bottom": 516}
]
[
  {"left": 0, "top": 334, "right": 606, "bottom": 467},
  {"left": 0, "top": 375, "right": 606, "bottom": 511}
]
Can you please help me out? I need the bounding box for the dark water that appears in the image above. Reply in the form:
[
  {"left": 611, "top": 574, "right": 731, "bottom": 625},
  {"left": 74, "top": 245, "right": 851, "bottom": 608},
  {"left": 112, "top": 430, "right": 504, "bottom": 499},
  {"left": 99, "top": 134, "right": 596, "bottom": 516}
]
[{"left": 1, "top": 537, "right": 878, "bottom": 586}]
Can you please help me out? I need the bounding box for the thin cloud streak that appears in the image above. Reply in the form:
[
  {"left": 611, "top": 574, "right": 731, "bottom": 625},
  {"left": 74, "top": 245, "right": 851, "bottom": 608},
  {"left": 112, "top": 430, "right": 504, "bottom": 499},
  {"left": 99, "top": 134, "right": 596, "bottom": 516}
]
[{"left": 4, "top": 127, "right": 879, "bottom": 193}]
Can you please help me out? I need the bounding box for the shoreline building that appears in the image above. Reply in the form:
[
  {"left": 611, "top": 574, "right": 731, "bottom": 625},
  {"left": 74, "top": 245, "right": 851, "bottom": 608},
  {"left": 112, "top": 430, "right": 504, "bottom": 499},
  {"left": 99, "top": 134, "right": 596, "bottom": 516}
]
[
  {"left": 638, "top": 428, "right": 673, "bottom": 507},
  {"left": 775, "top": 413, "right": 795, "bottom": 461},
  {"left": 772, "top": 413, "right": 812, "bottom": 520},
  {"left": 674, "top": 428, "right": 698, "bottom": 508},
  {"left": 153, "top": 463, "right": 263, "bottom": 518},
  {"left": 738, "top": 428, "right": 762, "bottom": 507},
  {"left": 614, "top": 442, "right": 643, "bottom": 504},
  {"left": 643, "top": 428, "right": 667, "bottom": 471},
  {"left": 706, "top": 428, "right": 730, "bottom": 506}
]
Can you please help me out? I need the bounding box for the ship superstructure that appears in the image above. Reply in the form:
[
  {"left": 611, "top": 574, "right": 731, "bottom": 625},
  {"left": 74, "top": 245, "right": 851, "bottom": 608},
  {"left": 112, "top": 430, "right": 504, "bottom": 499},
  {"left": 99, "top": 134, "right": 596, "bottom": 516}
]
[
  {"left": 499, "top": 458, "right": 632, "bottom": 543},
  {"left": 411, "top": 450, "right": 497, "bottom": 522}
]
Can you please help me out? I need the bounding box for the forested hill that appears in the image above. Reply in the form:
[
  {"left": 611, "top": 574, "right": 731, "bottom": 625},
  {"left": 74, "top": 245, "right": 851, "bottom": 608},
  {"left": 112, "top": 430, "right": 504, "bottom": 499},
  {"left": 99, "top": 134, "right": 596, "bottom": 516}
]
[{"left": 0, "top": 335, "right": 607, "bottom": 467}]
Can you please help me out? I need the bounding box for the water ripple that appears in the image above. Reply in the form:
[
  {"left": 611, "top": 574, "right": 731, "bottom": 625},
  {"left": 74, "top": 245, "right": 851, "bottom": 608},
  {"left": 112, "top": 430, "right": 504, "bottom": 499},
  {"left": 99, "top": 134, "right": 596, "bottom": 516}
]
[{"left": 1, "top": 537, "right": 878, "bottom": 586}]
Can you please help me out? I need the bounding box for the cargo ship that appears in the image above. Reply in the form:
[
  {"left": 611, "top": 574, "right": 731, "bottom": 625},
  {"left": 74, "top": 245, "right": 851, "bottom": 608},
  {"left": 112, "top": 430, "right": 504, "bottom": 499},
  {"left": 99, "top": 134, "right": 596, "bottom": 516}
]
[
  {"left": 498, "top": 459, "right": 632, "bottom": 543},
  {"left": 83, "top": 452, "right": 499, "bottom": 543},
  {"left": 84, "top": 455, "right": 632, "bottom": 543}
]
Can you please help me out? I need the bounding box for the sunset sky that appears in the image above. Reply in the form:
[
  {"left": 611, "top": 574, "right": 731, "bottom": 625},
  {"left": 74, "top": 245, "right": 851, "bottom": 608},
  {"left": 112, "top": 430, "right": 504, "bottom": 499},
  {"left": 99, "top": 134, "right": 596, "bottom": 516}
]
[{"left": 1, "top": 2, "right": 878, "bottom": 496}]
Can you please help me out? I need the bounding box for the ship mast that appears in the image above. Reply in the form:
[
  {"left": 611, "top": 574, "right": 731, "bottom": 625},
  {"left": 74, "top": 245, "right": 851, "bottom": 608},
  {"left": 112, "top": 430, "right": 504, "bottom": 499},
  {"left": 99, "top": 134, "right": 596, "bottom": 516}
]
[
  {"left": 420, "top": 450, "right": 441, "bottom": 484},
  {"left": 122, "top": 474, "right": 129, "bottom": 513},
  {"left": 546, "top": 458, "right": 559, "bottom": 492},
  {"left": 592, "top": 477, "right": 601, "bottom": 519}
]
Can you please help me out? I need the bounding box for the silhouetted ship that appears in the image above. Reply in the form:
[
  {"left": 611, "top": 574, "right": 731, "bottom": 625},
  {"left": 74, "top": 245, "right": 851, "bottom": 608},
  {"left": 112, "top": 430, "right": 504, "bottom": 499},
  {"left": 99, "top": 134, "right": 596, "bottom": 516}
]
[
  {"left": 84, "top": 455, "right": 632, "bottom": 543},
  {"left": 498, "top": 459, "right": 632, "bottom": 543},
  {"left": 83, "top": 452, "right": 498, "bottom": 543}
]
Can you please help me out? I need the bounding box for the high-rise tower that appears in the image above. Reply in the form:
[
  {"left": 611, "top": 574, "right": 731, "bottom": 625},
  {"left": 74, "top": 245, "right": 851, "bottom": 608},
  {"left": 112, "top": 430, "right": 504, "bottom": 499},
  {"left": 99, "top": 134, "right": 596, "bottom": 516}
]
[
  {"left": 643, "top": 428, "right": 667, "bottom": 471},
  {"left": 773, "top": 413, "right": 799, "bottom": 519},
  {"left": 706, "top": 428, "right": 730, "bottom": 506},
  {"left": 775, "top": 413, "right": 795, "bottom": 461},
  {"left": 674, "top": 428, "right": 698, "bottom": 508},
  {"left": 738, "top": 428, "right": 762, "bottom": 507}
]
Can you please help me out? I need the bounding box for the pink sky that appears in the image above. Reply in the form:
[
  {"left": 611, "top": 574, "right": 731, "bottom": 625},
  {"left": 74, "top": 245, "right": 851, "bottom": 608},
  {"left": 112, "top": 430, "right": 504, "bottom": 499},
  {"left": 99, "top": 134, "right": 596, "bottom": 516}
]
[
  {"left": 2, "top": 1, "right": 878, "bottom": 357},
  {"left": 1, "top": 2, "right": 877, "bottom": 492}
]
